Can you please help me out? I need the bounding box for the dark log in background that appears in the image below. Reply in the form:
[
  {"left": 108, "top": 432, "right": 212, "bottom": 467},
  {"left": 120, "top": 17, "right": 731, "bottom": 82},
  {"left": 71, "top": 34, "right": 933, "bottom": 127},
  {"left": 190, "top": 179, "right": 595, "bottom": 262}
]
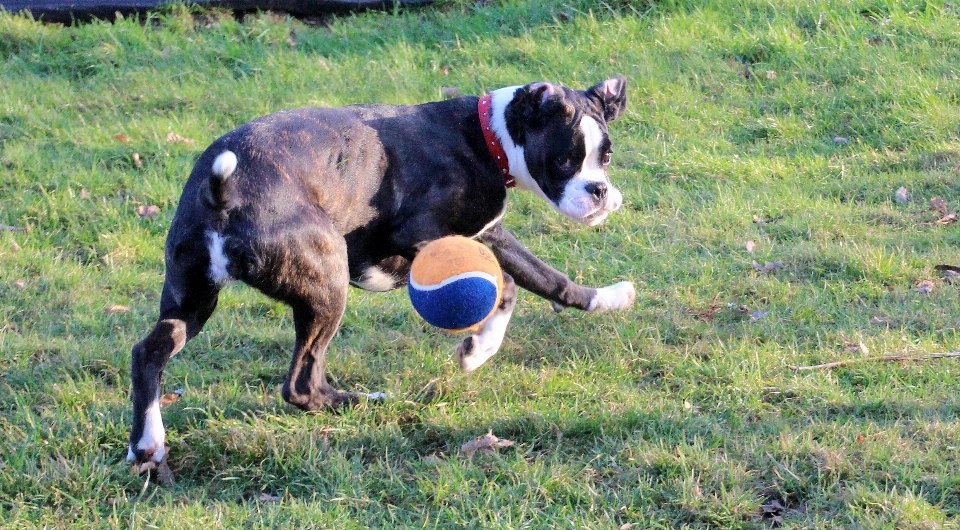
[{"left": 1, "top": 0, "right": 434, "bottom": 23}]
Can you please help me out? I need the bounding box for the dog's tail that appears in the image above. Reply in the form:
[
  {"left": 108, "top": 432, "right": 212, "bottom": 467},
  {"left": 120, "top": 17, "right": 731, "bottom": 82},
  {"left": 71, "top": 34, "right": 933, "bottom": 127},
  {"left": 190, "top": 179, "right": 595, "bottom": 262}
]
[{"left": 200, "top": 150, "right": 238, "bottom": 224}]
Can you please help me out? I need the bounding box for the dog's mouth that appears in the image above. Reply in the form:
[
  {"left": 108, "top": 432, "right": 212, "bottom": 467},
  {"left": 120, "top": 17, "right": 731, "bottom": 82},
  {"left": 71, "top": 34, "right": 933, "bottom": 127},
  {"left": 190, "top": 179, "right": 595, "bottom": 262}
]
[{"left": 579, "top": 209, "right": 612, "bottom": 226}]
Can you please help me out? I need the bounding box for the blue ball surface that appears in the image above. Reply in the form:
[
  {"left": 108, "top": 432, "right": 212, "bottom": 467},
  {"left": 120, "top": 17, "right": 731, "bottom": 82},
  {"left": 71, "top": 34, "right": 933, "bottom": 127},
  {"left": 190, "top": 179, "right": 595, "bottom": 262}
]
[{"left": 408, "top": 237, "right": 503, "bottom": 332}]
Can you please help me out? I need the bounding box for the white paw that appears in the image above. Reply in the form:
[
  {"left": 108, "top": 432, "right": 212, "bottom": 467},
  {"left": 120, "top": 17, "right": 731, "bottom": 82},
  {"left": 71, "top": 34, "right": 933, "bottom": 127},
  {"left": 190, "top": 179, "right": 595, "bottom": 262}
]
[
  {"left": 457, "top": 308, "right": 512, "bottom": 372},
  {"left": 588, "top": 281, "right": 636, "bottom": 313},
  {"left": 360, "top": 392, "right": 388, "bottom": 401},
  {"left": 128, "top": 400, "right": 166, "bottom": 469}
]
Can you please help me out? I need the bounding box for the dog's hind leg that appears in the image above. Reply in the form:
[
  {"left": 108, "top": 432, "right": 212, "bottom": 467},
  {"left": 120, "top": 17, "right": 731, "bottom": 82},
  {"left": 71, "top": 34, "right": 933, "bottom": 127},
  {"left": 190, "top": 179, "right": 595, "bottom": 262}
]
[
  {"left": 457, "top": 273, "right": 518, "bottom": 372},
  {"left": 245, "top": 213, "right": 358, "bottom": 411},
  {"left": 128, "top": 272, "right": 219, "bottom": 469}
]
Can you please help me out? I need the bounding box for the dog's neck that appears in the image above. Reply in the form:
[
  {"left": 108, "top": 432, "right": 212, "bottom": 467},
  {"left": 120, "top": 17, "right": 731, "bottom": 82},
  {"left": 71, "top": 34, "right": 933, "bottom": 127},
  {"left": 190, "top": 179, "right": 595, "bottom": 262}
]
[{"left": 481, "top": 86, "right": 544, "bottom": 193}]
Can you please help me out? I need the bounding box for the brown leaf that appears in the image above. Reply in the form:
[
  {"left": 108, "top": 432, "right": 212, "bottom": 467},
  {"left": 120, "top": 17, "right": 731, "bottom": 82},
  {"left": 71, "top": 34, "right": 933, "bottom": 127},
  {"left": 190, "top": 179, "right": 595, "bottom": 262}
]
[
  {"left": 166, "top": 132, "right": 195, "bottom": 145},
  {"left": 114, "top": 133, "right": 131, "bottom": 143},
  {"left": 930, "top": 197, "right": 950, "bottom": 215},
  {"left": 137, "top": 205, "right": 161, "bottom": 220},
  {"left": 440, "top": 64, "right": 451, "bottom": 76},
  {"left": 619, "top": 524, "right": 634, "bottom": 530},
  {"left": 156, "top": 459, "right": 175, "bottom": 487},
  {"left": 460, "top": 431, "right": 515, "bottom": 455},
  {"left": 752, "top": 260, "right": 783, "bottom": 273},
  {"left": 159, "top": 388, "right": 184, "bottom": 407},
  {"left": 104, "top": 304, "right": 130, "bottom": 313},
  {"left": 936, "top": 212, "right": 958, "bottom": 224},
  {"left": 914, "top": 280, "right": 935, "bottom": 295}
]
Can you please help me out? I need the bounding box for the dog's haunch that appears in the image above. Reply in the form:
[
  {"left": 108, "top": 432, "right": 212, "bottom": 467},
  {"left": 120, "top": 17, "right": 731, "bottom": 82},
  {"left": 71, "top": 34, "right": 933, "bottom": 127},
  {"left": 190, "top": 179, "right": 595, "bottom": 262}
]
[{"left": 408, "top": 236, "right": 503, "bottom": 332}]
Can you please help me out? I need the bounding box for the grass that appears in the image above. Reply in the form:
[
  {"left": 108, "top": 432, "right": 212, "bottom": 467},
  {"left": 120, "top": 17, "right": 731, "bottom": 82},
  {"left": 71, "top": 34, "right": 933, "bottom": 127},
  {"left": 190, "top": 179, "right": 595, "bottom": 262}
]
[{"left": 2, "top": 0, "right": 960, "bottom": 527}]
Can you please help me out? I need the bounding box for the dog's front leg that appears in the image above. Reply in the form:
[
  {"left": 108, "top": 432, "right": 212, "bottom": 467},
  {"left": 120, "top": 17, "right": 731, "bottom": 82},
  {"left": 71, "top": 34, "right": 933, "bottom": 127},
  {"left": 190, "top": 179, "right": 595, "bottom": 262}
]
[
  {"left": 478, "top": 223, "right": 636, "bottom": 312},
  {"left": 457, "top": 272, "right": 518, "bottom": 372}
]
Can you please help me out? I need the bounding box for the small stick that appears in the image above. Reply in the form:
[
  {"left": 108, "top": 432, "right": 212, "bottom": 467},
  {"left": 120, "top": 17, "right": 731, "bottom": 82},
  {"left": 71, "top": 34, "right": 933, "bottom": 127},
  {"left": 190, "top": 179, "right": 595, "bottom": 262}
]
[{"left": 789, "top": 352, "right": 960, "bottom": 371}]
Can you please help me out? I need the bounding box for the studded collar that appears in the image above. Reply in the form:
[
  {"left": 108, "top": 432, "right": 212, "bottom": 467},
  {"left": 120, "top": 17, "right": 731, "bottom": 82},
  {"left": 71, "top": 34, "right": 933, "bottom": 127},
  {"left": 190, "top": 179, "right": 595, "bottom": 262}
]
[{"left": 478, "top": 93, "right": 516, "bottom": 189}]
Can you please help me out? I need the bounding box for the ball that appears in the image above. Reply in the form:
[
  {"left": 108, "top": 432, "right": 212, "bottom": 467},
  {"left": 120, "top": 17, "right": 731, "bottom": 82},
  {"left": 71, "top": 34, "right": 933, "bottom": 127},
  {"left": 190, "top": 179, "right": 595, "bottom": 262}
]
[{"left": 408, "top": 236, "right": 503, "bottom": 332}]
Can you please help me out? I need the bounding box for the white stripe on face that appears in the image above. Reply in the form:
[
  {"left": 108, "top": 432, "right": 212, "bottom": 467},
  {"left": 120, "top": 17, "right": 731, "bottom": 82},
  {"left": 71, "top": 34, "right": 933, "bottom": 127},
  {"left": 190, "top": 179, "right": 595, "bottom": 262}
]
[{"left": 556, "top": 116, "right": 622, "bottom": 226}]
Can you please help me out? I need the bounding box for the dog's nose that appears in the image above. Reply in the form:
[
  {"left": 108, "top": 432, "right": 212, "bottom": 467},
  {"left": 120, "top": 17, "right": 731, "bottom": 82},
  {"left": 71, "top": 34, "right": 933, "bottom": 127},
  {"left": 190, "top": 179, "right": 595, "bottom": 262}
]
[{"left": 585, "top": 182, "right": 607, "bottom": 202}]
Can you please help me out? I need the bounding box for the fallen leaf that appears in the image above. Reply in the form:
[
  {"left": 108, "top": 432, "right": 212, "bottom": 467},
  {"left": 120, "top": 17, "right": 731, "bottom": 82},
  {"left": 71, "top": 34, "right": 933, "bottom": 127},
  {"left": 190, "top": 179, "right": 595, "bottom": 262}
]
[
  {"left": 159, "top": 388, "right": 184, "bottom": 407},
  {"left": 166, "top": 132, "right": 195, "bottom": 145},
  {"left": 258, "top": 492, "right": 281, "bottom": 503},
  {"left": 870, "top": 315, "right": 892, "bottom": 326},
  {"left": 914, "top": 280, "right": 935, "bottom": 295},
  {"left": 132, "top": 152, "right": 143, "bottom": 168},
  {"left": 619, "top": 524, "right": 634, "bottom": 530},
  {"left": 156, "top": 459, "right": 175, "bottom": 487},
  {"left": 930, "top": 197, "right": 950, "bottom": 215},
  {"left": 752, "top": 260, "right": 783, "bottom": 273},
  {"left": 765, "top": 70, "right": 776, "bottom": 79},
  {"left": 460, "top": 431, "right": 514, "bottom": 456},
  {"left": 114, "top": 133, "right": 131, "bottom": 143},
  {"left": 745, "top": 240, "right": 755, "bottom": 253},
  {"left": 79, "top": 188, "right": 91, "bottom": 199},
  {"left": 440, "top": 64, "right": 451, "bottom": 75},
  {"left": 14, "top": 279, "right": 26, "bottom": 289},
  {"left": 936, "top": 212, "right": 958, "bottom": 224},
  {"left": 104, "top": 304, "right": 130, "bottom": 313},
  {"left": 137, "top": 205, "right": 161, "bottom": 220},
  {"left": 895, "top": 186, "right": 911, "bottom": 204}
]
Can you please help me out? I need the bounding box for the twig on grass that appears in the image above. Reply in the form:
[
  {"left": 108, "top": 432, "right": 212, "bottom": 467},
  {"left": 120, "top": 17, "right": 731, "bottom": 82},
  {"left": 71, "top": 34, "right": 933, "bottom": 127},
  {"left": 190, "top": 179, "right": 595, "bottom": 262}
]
[{"left": 789, "top": 352, "right": 960, "bottom": 371}]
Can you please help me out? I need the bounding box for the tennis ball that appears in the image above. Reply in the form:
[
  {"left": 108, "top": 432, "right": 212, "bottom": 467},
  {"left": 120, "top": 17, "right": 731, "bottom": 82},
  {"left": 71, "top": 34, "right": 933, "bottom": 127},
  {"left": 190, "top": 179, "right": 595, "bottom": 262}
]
[{"left": 408, "top": 236, "right": 503, "bottom": 332}]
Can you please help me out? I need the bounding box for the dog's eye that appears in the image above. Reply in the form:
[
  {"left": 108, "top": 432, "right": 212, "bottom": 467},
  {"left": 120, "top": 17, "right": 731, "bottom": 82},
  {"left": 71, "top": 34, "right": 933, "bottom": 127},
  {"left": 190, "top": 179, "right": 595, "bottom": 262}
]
[
  {"left": 555, "top": 156, "right": 573, "bottom": 170},
  {"left": 601, "top": 151, "right": 612, "bottom": 167}
]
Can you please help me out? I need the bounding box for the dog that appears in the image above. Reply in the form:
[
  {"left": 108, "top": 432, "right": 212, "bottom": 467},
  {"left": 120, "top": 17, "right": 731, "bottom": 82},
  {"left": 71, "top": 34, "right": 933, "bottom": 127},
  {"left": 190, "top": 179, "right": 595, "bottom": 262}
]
[{"left": 127, "top": 77, "right": 637, "bottom": 469}]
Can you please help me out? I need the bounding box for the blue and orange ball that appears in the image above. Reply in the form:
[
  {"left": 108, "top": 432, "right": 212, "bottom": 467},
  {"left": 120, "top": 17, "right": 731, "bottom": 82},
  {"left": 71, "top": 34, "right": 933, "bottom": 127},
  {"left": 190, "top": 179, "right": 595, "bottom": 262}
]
[{"left": 408, "top": 236, "right": 504, "bottom": 332}]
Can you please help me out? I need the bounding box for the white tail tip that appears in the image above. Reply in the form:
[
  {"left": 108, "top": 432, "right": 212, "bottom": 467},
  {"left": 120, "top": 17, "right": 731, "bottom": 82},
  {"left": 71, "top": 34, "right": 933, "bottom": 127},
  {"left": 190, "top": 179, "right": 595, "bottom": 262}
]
[{"left": 211, "top": 150, "right": 238, "bottom": 178}]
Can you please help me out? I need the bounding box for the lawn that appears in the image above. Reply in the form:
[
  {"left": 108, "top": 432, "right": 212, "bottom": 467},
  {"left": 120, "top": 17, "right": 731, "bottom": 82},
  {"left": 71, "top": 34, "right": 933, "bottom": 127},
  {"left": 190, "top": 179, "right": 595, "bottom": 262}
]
[{"left": 2, "top": 0, "right": 960, "bottom": 527}]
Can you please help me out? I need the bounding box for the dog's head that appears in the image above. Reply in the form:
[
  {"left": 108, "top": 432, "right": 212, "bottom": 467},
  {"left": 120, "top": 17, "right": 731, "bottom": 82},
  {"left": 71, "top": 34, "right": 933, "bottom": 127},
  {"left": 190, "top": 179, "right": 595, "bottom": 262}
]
[{"left": 489, "top": 77, "right": 627, "bottom": 226}]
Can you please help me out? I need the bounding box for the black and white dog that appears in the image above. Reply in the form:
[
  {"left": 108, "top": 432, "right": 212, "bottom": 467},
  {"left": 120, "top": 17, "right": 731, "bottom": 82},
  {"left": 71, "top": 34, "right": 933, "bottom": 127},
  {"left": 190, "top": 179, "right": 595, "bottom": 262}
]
[{"left": 127, "top": 77, "right": 636, "bottom": 469}]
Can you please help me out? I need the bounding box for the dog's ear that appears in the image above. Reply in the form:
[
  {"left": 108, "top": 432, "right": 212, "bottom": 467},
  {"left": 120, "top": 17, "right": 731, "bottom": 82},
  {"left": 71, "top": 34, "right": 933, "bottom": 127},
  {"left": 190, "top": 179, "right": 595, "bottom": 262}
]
[
  {"left": 515, "top": 82, "right": 574, "bottom": 122},
  {"left": 587, "top": 76, "right": 627, "bottom": 122}
]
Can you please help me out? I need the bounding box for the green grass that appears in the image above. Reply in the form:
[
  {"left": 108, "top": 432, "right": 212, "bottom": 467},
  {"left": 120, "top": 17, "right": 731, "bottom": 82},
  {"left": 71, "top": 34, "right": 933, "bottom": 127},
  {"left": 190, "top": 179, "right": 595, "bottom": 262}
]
[{"left": 3, "top": 0, "right": 960, "bottom": 527}]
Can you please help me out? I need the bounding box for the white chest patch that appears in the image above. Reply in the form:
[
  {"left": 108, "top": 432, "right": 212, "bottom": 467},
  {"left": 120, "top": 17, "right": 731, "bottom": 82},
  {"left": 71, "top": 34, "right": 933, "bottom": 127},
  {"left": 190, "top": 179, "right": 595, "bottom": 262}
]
[{"left": 207, "top": 231, "right": 232, "bottom": 284}]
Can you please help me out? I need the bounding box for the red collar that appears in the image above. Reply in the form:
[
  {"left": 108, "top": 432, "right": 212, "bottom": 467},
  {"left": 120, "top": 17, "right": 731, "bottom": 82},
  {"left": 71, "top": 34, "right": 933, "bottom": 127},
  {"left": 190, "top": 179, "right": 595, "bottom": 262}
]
[{"left": 478, "top": 93, "right": 516, "bottom": 188}]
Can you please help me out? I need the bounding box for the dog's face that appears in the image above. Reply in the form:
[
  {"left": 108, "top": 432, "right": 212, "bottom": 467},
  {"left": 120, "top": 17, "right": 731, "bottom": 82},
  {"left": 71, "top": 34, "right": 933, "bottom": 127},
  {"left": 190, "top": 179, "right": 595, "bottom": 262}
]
[{"left": 496, "top": 77, "right": 628, "bottom": 226}]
